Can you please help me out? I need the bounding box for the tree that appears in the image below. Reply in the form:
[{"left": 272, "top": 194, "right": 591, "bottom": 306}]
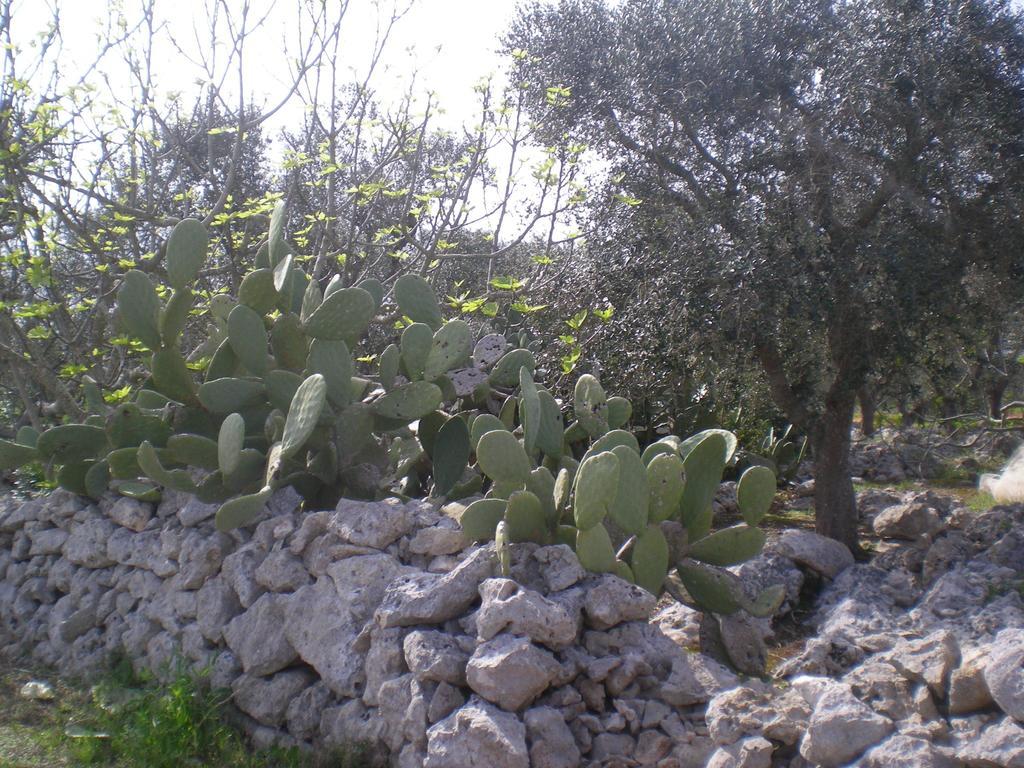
[{"left": 507, "top": 0, "right": 1024, "bottom": 550}]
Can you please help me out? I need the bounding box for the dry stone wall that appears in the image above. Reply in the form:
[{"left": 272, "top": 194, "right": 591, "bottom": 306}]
[{"left": 2, "top": 486, "right": 1024, "bottom": 767}]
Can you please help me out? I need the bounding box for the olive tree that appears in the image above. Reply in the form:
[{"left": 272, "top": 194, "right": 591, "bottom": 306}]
[{"left": 507, "top": 0, "right": 1024, "bottom": 550}]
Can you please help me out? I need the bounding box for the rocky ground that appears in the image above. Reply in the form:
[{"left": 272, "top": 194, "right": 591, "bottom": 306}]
[{"left": 0, "top": 429, "right": 1022, "bottom": 767}]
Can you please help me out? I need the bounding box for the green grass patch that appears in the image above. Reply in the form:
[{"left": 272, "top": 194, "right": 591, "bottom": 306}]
[{"left": 0, "top": 656, "right": 374, "bottom": 768}]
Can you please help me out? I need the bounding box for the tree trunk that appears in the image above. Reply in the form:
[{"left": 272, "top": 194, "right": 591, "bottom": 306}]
[
  {"left": 988, "top": 378, "right": 1008, "bottom": 421},
  {"left": 812, "top": 389, "right": 860, "bottom": 554},
  {"left": 858, "top": 386, "right": 876, "bottom": 437}
]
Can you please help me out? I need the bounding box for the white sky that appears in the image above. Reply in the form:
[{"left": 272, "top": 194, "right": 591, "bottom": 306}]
[{"left": 14, "top": 0, "right": 521, "bottom": 129}]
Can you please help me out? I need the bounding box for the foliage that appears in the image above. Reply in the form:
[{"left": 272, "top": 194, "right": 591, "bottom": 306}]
[
  {"left": 0, "top": 656, "right": 372, "bottom": 768},
  {"left": 0, "top": 206, "right": 553, "bottom": 532},
  {"left": 506, "top": 0, "right": 1024, "bottom": 549},
  {"left": 459, "top": 370, "right": 784, "bottom": 613}
]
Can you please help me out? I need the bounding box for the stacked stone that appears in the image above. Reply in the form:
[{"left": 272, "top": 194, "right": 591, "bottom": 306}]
[{"left": 2, "top": 482, "right": 1023, "bottom": 766}]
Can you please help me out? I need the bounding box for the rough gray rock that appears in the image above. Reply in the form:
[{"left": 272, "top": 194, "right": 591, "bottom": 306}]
[
  {"left": 798, "top": 684, "right": 894, "bottom": 767},
  {"left": 64, "top": 518, "right": 117, "bottom": 568},
  {"left": 28, "top": 527, "right": 69, "bottom": 556},
  {"left": 408, "top": 525, "right": 467, "bottom": 557},
  {"left": 532, "top": 545, "right": 585, "bottom": 593},
  {"left": 220, "top": 545, "right": 267, "bottom": 609},
  {"left": 860, "top": 733, "right": 957, "bottom": 768},
  {"left": 106, "top": 497, "right": 153, "bottom": 532},
  {"left": 232, "top": 669, "right": 313, "bottom": 727},
  {"left": 582, "top": 574, "right": 656, "bottom": 630},
  {"left": 331, "top": 497, "right": 435, "bottom": 549},
  {"left": 195, "top": 577, "right": 241, "bottom": 643},
  {"left": 404, "top": 630, "right": 470, "bottom": 686},
  {"left": 427, "top": 682, "right": 466, "bottom": 725},
  {"left": 320, "top": 699, "right": 386, "bottom": 750},
  {"left": 254, "top": 549, "right": 310, "bottom": 592},
  {"left": 475, "top": 578, "right": 578, "bottom": 649},
  {"left": 223, "top": 592, "right": 297, "bottom": 676},
  {"left": 466, "top": 634, "right": 560, "bottom": 711},
  {"left": 985, "top": 628, "right": 1024, "bottom": 722},
  {"left": 872, "top": 500, "right": 944, "bottom": 541},
  {"left": 706, "top": 685, "right": 810, "bottom": 747},
  {"left": 524, "top": 706, "right": 579, "bottom": 768},
  {"left": 882, "top": 630, "right": 960, "bottom": 698},
  {"left": 425, "top": 697, "right": 529, "bottom": 768},
  {"left": 177, "top": 531, "right": 231, "bottom": 590},
  {"left": 950, "top": 645, "right": 995, "bottom": 715},
  {"left": 376, "top": 546, "right": 494, "bottom": 628},
  {"left": 658, "top": 650, "right": 739, "bottom": 707},
  {"left": 955, "top": 716, "right": 1024, "bottom": 767},
  {"left": 705, "top": 736, "right": 773, "bottom": 768},
  {"left": 285, "top": 554, "right": 408, "bottom": 697},
  {"left": 767, "top": 529, "right": 854, "bottom": 578}
]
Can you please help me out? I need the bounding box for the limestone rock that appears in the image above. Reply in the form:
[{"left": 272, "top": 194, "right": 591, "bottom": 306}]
[
  {"left": 195, "top": 577, "right": 241, "bottom": 643},
  {"left": 706, "top": 737, "right": 773, "bottom": 768},
  {"left": 64, "top": 518, "right": 116, "bottom": 568},
  {"left": 223, "top": 592, "right": 297, "bottom": 676},
  {"left": 331, "top": 497, "right": 434, "bottom": 549},
  {"left": 524, "top": 706, "right": 580, "bottom": 768},
  {"left": 466, "top": 634, "right": 559, "bottom": 711},
  {"left": 582, "top": 574, "right": 656, "bottom": 630},
  {"left": 320, "top": 699, "right": 387, "bottom": 750},
  {"left": 408, "top": 525, "right": 467, "bottom": 556},
  {"left": 428, "top": 682, "right": 466, "bottom": 725},
  {"left": 404, "top": 629, "right": 470, "bottom": 686},
  {"left": 532, "top": 545, "right": 586, "bottom": 592},
  {"left": 985, "top": 628, "right": 1024, "bottom": 722},
  {"left": 425, "top": 697, "right": 529, "bottom": 768},
  {"left": 377, "top": 546, "right": 494, "bottom": 628},
  {"left": 706, "top": 685, "right": 810, "bottom": 747},
  {"left": 177, "top": 530, "right": 231, "bottom": 589},
  {"left": 106, "top": 497, "right": 153, "bottom": 532},
  {"left": 883, "top": 630, "right": 960, "bottom": 699},
  {"left": 220, "top": 545, "right": 267, "bottom": 608},
  {"left": 658, "top": 651, "right": 739, "bottom": 707},
  {"left": 950, "top": 645, "right": 995, "bottom": 715},
  {"left": 799, "top": 685, "right": 894, "bottom": 767},
  {"left": 861, "top": 733, "right": 957, "bottom": 768},
  {"left": 232, "top": 669, "right": 313, "bottom": 727},
  {"left": 475, "top": 578, "right": 579, "bottom": 649},
  {"left": 286, "top": 554, "right": 407, "bottom": 697},
  {"left": 285, "top": 681, "right": 330, "bottom": 740},
  {"left": 254, "top": 549, "right": 310, "bottom": 592},
  {"left": 27, "top": 528, "right": 68, "bottom": 556},
  {"left": 956, "top": 716, "right": 1024, "bottom": 768},
  {"left": 872, "top": 500, "right": 943, "bottom": 541},
  {"left": 767, "top": 529, "right": 854, "bottom": 578}
]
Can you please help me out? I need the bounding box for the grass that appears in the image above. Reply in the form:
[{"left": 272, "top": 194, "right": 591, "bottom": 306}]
[{"left": 0, "top": 656, "right": 373, "bottom": 768}]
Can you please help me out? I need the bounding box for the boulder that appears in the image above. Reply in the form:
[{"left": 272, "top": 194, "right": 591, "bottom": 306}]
[
  {"left": 425, "top": 698, "right": 529, "bottom": 768},
  {"left": 475, "top": 578, "right": 579, "bottom": 649},
  {"left": 985, "top": 628, "right": 1024, "bottom": 722},
  {"left": 232, "top": 669, "right": 313, "bottom": 727},
  {"left": 330, "top": 497, "right": 436, "bottom": 549},
  {"left": 872, "top": 500, "right": 943, "bottom": 541},
  {"left": 466, "top": 634, "right": 560, "bottom": 711},
  {"left": 105, "top": 497, "right": 153, "bottom": 532},
  {"left": 799, "top": 685, "right": 894, "bottom": 767},
  {"left": 64, "top": 518, "right": 116, "bottom": 568},
  {"left": 706, "top": 737, "right": 773, "bottom": 768},
  {"left": 376, "top": 546, "right": 494, "bottom": 628},
  {"left": 524, "top": 706, "right": 580, "bottom": 768},
  {"left": 767, "top": 529, "right": 854, "bottom": 578},
  {"left": 582, "top": 574, "right": 656, "bottom": 630},
  {"left": 404, "top": 630, "right": 470, "bottom": 686},
  {"left": 223, "top": 592, "right": 297, "bottom": 676}
]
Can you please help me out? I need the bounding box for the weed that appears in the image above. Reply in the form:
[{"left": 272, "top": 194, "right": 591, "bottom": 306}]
[{"left": 0, "top": 656, "right": 375, "bottom": 768}]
